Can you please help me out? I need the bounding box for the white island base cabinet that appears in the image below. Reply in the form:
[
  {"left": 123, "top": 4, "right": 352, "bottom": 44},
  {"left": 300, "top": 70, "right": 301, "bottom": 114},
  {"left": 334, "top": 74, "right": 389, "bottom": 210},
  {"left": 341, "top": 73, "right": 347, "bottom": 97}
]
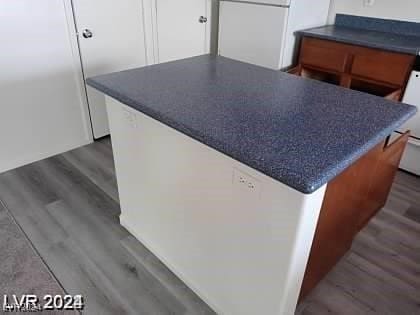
[{"left": 106, "top": 97, "right": 326, "bottom": 315}]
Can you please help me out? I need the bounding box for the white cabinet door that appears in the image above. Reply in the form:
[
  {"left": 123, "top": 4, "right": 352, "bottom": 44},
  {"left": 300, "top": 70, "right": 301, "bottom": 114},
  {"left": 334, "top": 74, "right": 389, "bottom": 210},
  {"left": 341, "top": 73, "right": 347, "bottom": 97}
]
[
  {"left": 72, "top": 0, "right": 147, "bottom": 138},
  {"left": 232, "top": 0, "right": 290, "bottom": 4},
  {"left": 218, "top": 1, "right": 288, "bottom": 70},
  {"left": 156, "top": 0, "right": 210, "bottom": 63},
  {"left": 0, "top": 0, "right": 92, "bottom": 173}
]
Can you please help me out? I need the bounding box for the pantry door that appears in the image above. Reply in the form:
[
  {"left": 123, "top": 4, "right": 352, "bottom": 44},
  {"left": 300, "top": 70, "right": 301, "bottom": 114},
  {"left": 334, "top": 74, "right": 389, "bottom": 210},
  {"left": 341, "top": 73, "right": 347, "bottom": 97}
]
[
  {"left": 155, "top": 0, "right": 211, "bottom": 63},
  {"left": 72, "top": 0, "right": 147, "bottom": 138}
]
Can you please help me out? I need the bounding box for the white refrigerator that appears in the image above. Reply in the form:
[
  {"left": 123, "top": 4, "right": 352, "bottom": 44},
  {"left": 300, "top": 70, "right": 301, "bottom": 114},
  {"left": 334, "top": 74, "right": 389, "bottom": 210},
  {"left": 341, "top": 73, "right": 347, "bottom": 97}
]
[{"left": 218, "top": 0, "right": 331, "bottom": 70}]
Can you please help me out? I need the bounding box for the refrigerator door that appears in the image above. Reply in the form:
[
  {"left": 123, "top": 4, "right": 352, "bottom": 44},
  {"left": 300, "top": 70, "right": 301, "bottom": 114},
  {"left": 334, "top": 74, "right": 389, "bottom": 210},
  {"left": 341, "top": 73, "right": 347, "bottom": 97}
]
[
  {"left": 401, "top": 71, "right": 420, "bottom": 139},
  {"left": 218, "top": 1, "right": 288, "bottom": 70}
]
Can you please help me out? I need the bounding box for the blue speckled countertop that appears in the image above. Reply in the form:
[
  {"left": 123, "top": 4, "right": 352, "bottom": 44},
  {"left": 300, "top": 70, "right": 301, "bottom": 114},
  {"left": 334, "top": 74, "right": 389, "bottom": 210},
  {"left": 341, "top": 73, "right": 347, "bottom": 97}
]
[
  {"left": 298, "top": 14, "right": 420, "bottom": 55},
  {"left": 298, "top": 25, "right": 420, "bottom": 55},
  {"left": 87, "top": 55, "right": 416, "bottom": 194}
]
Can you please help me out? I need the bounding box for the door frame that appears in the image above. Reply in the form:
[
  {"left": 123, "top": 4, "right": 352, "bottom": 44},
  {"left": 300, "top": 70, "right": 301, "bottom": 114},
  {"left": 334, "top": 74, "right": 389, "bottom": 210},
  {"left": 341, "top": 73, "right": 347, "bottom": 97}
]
[
  {"left": 65, "top": 0, "right": 94, "bottom": 141},
  {"left": 142, "top": 0, "right": 212, "bottom": 65}
]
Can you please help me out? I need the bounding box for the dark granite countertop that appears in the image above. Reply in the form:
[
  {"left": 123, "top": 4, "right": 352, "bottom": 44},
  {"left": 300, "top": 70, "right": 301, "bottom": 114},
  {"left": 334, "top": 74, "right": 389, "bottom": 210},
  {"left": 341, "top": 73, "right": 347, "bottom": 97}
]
[
  {"left": 298, "top": 25, "right": 420, "bottom": 55},
  {"left": 297, "top": 14, "right": 420, "bottom": 55},
  {"left": 87, "top": 55, "right": 416, "bottom": 194}
]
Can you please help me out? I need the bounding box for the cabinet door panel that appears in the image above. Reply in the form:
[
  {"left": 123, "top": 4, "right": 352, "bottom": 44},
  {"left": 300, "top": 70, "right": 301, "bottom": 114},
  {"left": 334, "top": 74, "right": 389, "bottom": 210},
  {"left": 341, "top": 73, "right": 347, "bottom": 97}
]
[
  {"left": 72, "top": 0, "right": 147, "bottom": 138},
  {"left": 300, "top": 38, "right": 348, "bottom": 73},
  {"left": 359, "top": 132, "right": 410, "bottom": 228},
  {"left": 156, "top": 0, "right": 208, "bottom": 63},
  {"left": 300, "top": 140, "right": 393, "bottom": 300},
  {"left": 300, "top": 143, "right": 379, "bottom": 299},
  {"left": 351, "top": 51, "right": 413, "bottom": 86}
]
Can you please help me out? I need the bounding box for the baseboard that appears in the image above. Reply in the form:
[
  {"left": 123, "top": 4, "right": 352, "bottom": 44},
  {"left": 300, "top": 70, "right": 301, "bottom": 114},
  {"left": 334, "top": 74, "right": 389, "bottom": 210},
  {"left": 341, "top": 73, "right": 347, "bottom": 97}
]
[{"left": 0, "top": 138, "right": 92, "bottom": 174}]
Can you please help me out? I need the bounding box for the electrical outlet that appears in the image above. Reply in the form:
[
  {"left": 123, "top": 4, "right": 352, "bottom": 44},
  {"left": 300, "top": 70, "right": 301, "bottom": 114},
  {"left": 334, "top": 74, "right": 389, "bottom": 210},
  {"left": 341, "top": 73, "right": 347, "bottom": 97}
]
[
  {"left": 122, "top": 108, "right": 137, "bottom": 128},
  {"left": 363, "top": 0, "right": 375, "bottom": 7},
  {"left": 233, "top": 169, "right": 261, "bottom": 197}
]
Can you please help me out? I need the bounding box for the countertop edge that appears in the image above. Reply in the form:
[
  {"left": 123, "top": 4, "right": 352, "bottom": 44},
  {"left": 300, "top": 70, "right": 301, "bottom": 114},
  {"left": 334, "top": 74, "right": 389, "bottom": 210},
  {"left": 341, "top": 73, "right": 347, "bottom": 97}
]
[
  {"left": 303, "top": 108, "right": 416, "bottom": 193},
  {"left": 86, "top": 78, "right": 417, "bottom": 194}
]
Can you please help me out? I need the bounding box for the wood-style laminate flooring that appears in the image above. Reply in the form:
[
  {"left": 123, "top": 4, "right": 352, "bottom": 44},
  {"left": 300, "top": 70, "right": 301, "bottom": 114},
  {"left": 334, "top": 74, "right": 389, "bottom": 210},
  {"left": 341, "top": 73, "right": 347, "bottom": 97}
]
[{"left": 0, "top": 137, "right": 419, "bottom": 315}]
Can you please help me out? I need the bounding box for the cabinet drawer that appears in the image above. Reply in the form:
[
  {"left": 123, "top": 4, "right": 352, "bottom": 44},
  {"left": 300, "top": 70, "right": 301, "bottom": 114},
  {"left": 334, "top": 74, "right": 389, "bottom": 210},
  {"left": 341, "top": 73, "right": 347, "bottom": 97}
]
[
  {"left": 300, "top": 38, "right": 348, "bottom": 73},
  {"left": 351, "top": 51, "right": 413, "bottom": 86},
  {"left": 350, "top": 79, "right": 402, "bottom": 101},
  {"left": 288, "top": 67, "right": 341, "bottom": 85}
]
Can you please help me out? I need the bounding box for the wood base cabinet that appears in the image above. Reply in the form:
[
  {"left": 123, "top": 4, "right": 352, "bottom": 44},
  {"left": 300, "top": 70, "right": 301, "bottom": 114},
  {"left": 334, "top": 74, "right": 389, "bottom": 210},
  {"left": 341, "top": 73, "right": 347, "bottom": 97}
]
[
  {"left": 290, "top": 37, "right": 415, "bottom": 101},
  {"left": 293, "top": 37, "right": 414, "bottom": 299},
  {"left": 300, "top": 132, "right": 410, "bottom": 299}
]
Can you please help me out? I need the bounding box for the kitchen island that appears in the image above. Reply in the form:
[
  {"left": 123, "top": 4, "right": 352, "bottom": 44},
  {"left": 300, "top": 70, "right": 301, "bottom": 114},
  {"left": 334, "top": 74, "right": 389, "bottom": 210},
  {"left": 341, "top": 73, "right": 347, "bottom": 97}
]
[{"left": 87, "top": 55, "right": 416, "bottom": 315}]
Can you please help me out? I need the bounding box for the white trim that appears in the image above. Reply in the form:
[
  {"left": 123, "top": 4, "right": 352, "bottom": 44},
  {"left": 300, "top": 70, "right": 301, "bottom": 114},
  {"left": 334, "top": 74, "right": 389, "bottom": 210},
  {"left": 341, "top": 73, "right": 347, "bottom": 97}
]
[
  {"left": 205, "top": 0, "right": 212, "bottom": 53},
  {"left": 0, "top": 138, "right": 91, "bottom": 175},
  {"left": 152, "top": 0, "right": 160, "bottom": 63},
  {"left": 142, "top": 0, "right": 158, "bottom": 65},
  {"left": 220, "top": 0, "right": 290, "bottom": 8}
]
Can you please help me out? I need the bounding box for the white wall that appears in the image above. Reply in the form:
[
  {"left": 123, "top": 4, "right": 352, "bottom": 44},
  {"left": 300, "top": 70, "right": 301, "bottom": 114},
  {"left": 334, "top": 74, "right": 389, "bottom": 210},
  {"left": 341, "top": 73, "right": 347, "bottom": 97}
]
[
  {"left": 328, "top": 0, "right": 420, "bottom": 23},
  {"left": 0, "top": 0, "right": 92, "bottom": 173}
]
